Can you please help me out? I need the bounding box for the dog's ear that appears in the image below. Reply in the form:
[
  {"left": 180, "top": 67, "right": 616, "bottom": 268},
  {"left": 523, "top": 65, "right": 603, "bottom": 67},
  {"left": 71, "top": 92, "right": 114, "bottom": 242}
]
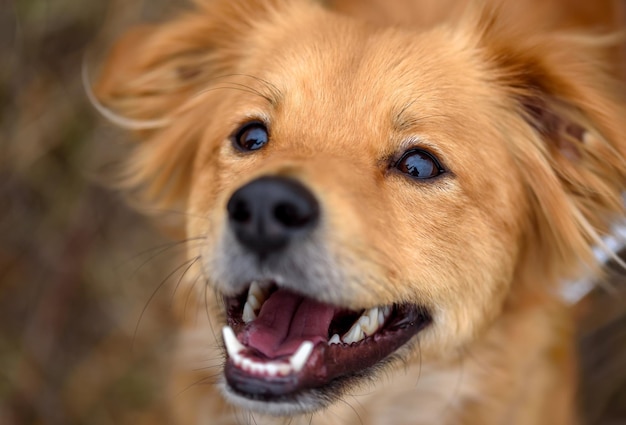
[
  {"left": 479, "top": 12, "right": 626, "bottom": 280},
  {"left": 93, "top": 0, "right": 291, "bottom": 216},
  {"left": 95, "top": 0, "right": 290, "bottom": 122}
]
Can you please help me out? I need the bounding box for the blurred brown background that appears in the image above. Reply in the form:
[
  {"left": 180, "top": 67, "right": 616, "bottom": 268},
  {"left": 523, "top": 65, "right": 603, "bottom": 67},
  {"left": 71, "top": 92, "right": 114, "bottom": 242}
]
[
  {"left": 1, "top": 1, "right": 181, "bottom": 424},
  {"left": 1, "top": 1, "right": 625, "bottom": 425}
]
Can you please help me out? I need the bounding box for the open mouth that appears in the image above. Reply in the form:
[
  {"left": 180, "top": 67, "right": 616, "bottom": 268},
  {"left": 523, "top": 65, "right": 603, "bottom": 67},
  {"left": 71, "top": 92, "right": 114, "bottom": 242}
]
[{"left": 222, "top": 281, "right": 432, "bottom": 401}]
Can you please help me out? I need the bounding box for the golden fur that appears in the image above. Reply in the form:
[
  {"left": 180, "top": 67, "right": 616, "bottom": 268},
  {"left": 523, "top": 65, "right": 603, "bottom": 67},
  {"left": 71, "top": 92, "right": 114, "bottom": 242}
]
[{"left": 95, "top": 1, "right": 626, "bottom": 424}]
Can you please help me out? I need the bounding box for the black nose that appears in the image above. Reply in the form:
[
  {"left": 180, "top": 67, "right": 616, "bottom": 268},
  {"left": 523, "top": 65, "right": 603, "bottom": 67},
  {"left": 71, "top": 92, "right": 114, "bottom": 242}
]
[{"left": 227, "top": 176, "right": 320, "bottom": 255}]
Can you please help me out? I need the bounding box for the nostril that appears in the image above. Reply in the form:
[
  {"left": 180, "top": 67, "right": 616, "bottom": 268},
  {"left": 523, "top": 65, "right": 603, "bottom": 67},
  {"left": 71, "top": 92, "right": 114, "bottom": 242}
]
[
  {"left": 230, "top": 199, "right": 251, "bottom": 223},
  {"left": 274, "top": 202, "right": 310, "bottom": 228}
]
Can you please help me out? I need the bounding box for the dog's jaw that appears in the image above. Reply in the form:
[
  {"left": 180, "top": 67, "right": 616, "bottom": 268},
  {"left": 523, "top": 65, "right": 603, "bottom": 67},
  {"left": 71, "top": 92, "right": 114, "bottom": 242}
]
[
  {"left": 216, "top": 281, "right": 432, "bottom": 414},
  {"left": 219, "top": 380, "right": 331, "bottom": 416}
]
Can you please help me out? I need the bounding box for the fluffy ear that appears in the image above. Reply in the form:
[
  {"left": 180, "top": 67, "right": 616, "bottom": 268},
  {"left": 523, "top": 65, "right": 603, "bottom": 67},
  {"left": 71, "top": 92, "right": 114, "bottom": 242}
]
[
  {"left": 93, "top": 0, "right": 288, "bottom": 215},
  {"left": 480, "top": 13, "right": 626, "bottom": 280},
  {"left": 95, "top": 0, "right": 296, "bottom": 120}
]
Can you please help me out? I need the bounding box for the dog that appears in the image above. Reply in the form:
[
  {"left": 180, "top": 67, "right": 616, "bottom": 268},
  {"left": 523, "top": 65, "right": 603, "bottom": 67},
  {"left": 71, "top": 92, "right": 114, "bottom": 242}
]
[{"left": 93, "top": 0, "right": 626, "bottom": 423}]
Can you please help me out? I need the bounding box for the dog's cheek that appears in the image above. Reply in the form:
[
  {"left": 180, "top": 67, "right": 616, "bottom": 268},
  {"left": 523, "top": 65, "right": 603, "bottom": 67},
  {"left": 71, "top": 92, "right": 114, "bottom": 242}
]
[
  {"left": 381, "top": 171, "right": 524, "bottom": 352},
  {"left": 185, "top": 139, "right": 233, "bottom": 266}
]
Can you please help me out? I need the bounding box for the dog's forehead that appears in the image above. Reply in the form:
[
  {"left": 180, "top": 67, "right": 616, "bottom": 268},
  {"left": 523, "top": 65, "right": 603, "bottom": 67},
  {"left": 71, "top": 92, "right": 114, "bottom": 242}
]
[{"left": 248, "top": 21, "right": 501, "bottom": 156}]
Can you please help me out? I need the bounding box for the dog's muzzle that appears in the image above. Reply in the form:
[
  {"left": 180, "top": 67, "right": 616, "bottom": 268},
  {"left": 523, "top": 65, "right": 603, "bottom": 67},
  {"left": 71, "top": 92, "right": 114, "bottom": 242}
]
[{"left": 217, "top": 176, "right": 432, "bottom": 409}]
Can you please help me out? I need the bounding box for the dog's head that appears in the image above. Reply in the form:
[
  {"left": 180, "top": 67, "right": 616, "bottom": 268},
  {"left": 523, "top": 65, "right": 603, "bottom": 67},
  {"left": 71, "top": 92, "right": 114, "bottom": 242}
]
[{"left": 95, "top": 0, "right": 626, "bottom": 416}]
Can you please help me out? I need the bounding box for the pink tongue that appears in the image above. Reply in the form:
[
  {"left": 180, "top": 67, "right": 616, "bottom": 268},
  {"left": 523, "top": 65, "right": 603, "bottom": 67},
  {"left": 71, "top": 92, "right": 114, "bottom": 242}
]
[{"left": 243, "top": 289, "right": 336, "bottom": 358}]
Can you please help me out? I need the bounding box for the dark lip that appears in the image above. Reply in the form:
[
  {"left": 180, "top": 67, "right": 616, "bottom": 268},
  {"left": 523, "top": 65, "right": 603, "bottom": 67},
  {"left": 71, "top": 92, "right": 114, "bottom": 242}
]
[{"left": 222, "top": 287, "right": 432, "bottom": 401}]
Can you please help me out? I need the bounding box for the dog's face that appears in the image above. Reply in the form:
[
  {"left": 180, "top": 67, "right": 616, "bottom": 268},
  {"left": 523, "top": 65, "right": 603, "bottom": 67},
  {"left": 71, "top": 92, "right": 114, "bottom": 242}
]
[
  {"left": 184, "top": 8, "right": 531, "bottom": 413},
  {"left": 96, "top": 0, "right": 626, "bottom": 417}
]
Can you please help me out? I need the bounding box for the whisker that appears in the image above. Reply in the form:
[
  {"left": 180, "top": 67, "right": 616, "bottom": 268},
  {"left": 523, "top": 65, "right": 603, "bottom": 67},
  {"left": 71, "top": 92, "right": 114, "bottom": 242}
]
[
  {"left": 230, "top": 73, "right": 282, "bottom": 101},
  {"left": 193, "top": 85, "right": 275, "bottom": 104},
  {"left": 124, "top": 236, "right": 205, "bottom": 271},
  {"left": 132, "top": 257, "right": 199, "bottom": 351},
  {"left": 191, "top": 361, "right": 222, "bottom": 372},
  {"left": 415, "top": 339, "right": 423, "bottom": 386},
  {"left": 221, "top": 81, "right": 276, "bottom": 103},
  {"left": 183, "top": 270, "right": 205, "bottom": 322},
  {"left": 203, "top": 276, "right": 220, "bottom": 344},
  {"left": 337, "top": 397, "right": 365, "bottom": 425},
  {"left": 201, "top": 72, "right": 282, "bottom": 102},
  {"left": 170, "top": 256, "right": 201, "bottom": 305},
  {"left": 142, "top": 208, "right": 214, "bottom": 222},
  {"left": 174, "top": 373, "right": 223, "bottom": 399}
]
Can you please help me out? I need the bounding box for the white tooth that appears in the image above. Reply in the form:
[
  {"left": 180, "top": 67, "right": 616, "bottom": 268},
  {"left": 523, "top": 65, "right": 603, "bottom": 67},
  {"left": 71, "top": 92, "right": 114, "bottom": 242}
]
[
  {"left": 341, "top": 306, "right": 393, "bottom": 344},
  {"left": 353, "top": 325, "right": 364, "bottom": 342},
  {"left": 241, "top": 357, "right": 253, "bottom": 372},
  {"left": 364, "top": 318, "right": 379, "bottom": 335},
  {"left": 378, "top": 310, "right": 385, "bottom": 326},
  {"left": 342, "top": 323, "right": 364, "bottom": 344},
  {"left": 222, "top": 326, "right": 245, "bottom": 359},
  {"left": 241, "top": 283, "right": 264, "bottom": 323},
  {"left": 247, "top": 294, "right": 261, "bottom": 310},
  {"left": 357, "top": 315, "right": 372, "bottom": 335},
  {"left": 242, "top": 302, "right": 257, "bottom": 323},
  {"left": 249, "top": 281, "right": 269, "bottom": 305},
  {"left": 289, "top": 341, "right": 314, "bottom": 373},
  {"left": 328, "top": 334, "right": 342, "bottom": 345},
  {"left": 243, "top": 281, "right": 271, "bottom": 322},
  {"left": 367, "top": 307, "right": 379, "bottom": 322},
  {"left": 383, "top": 306, "right": 392, "bottom": 318},
  {"left": 277, "top": 363, "right": 293, "bottom": 376},
  {"left": 265, "top": 363, "right": 279, "bottom": 377}
]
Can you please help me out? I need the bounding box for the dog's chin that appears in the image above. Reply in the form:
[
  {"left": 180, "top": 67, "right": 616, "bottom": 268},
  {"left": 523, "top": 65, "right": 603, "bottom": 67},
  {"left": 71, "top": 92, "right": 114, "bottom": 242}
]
[
  {"left": 218, "top": 280, "right": 432, "bottom": 415},
  {"left": 219, "top": 379, "right": 339, "bottom": 416}
]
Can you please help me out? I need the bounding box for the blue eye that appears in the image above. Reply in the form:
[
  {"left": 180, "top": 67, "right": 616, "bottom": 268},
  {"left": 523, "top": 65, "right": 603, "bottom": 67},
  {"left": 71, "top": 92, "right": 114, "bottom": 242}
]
[
  {"left": 395, "top": 149, "right": 444, "bottom": 179},
  {"left": 233, "top": 122, "right": 269, "bottom": 151}
]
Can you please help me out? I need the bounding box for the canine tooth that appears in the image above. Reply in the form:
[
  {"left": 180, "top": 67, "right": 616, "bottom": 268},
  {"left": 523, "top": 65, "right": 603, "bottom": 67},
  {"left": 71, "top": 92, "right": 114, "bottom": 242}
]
[
  {"left": 289, "top": 341, "right": 314, "bottom": 372},
  {"left": 343, "top": 307, "right": 382, "bottom": 343},
  {"left": 242, "top": 302, "right": 257, "bottom": 323},
  {"left": 247, "top": 294, "right": 261, "bottom": 310},
  {"left": 249, "top": 280, "right": 259, "bottom": 291},
  {"left": 328, "top": 334, "right": 342, "bottom": 345},
  {"left": 342, "top": 323, "right": 364, "bottom": 344},
  {"left": 222, "top": 326, "right": 245, "bottom": 359},
  {"left": 242, "top": 283, "right": 263, "bottom": 323},
  {"left": 357, "top": 315, "right": 373, "bottom": 335},
  {"left": 242, "top": 281, "right": 272, "bottom": 323},
  {"left": 360, "top": 308, "right": 381, "bottom": 335},
  {"left": 367, "top": 307, "right": 379, "bottom": 322},
  {"left": 249, "top": 281, "right": 269, "bottom": 305}
]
